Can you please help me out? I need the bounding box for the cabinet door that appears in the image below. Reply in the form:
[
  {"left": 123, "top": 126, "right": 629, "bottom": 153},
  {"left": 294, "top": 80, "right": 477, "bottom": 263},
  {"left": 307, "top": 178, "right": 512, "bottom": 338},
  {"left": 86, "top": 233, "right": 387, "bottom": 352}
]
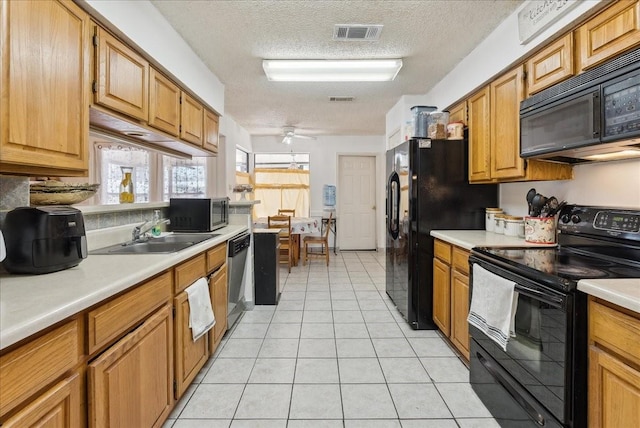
[
  {"left": 467, "top": 87, "right": 491, "bottom": 182},
  {"left": 180, "top": 92, "right": 204, "bottom": 145},
  {"left": 577, "top": 0, "right": 640, "bottom": 72},
  {"left": 88, "top": 305, "right": 173, "bottom": 428},
  {"left": 209, "top": 265, "right": 228, "bottom": 353},
  {"left": 490, "top": 65, "right": 526, "bottom": 180},
  {"left": 432, "top": 257, "right": 451, "bottom": 336},
  {"left": 174, "top": 291, "right": 209, "bottom": 398},
  {"left": 149, "top": 68, "right": 180, "bottom": 136},
  {"left": 526, "top": 33, "right": 574, "bottom": 96},
  {"left": 0, "top": 0, "right": 90, "bottom": 176},
  {"left": 451, "top": 270, "right": 470, "bottom": 361},
  {"left": 2, "top": 373, "right": 81, "bottom": 428},
  {"left": 95, "top": 26, "right": 148, "bottom": 121},
  {"left": 203, "top": 109, "right": 220, "bottom": 153},
  {"left": 589, "top": 345, "right": 640, "bottom": 428},
  {"left": 448, "top": 101, "right": 467, "bottom": 125}
]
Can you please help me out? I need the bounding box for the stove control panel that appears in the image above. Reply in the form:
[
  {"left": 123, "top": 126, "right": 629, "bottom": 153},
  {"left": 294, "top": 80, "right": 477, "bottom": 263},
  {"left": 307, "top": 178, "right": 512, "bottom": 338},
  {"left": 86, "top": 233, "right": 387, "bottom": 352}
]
[
  {"left": 558, "top": 205, "right": 640, "bottom": 240},
  {"left": 594, "top": 211, "right": 640, "bottom": 232}
]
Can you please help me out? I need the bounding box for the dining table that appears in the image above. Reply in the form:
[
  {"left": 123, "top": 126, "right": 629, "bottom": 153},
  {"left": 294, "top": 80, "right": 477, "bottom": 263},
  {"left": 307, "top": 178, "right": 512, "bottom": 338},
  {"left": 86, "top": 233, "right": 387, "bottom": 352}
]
[{"left": 253, "top": 217, "right": 320, "bottom": 266}]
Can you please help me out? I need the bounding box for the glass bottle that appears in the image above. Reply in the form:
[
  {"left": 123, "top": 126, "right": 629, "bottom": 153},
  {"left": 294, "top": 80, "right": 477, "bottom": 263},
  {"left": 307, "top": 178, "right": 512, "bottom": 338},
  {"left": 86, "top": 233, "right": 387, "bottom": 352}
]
[{"left": 119, "top": 166, "right": 134, "bottom": 203}]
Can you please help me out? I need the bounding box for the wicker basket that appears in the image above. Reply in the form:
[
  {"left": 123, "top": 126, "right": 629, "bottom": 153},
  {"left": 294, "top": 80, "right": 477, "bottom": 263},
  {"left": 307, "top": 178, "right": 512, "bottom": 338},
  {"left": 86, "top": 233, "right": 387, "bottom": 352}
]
[{"left": 29, "top": 182, "right": 100, "bottom": 206}]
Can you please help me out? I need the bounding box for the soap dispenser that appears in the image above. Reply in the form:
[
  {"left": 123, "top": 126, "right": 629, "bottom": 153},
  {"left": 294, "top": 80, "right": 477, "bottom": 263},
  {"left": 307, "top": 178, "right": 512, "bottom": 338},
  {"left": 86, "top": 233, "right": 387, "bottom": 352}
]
[{"left": 151, "top": 210, "right": 162, "bottom": 237}]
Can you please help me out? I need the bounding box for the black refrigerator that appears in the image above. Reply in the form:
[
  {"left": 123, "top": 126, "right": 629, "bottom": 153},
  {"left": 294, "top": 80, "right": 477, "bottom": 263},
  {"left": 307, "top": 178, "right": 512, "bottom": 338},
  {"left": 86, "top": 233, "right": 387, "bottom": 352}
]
[{"left": 385, "top": 137, "right": 497, "bottom": 329}]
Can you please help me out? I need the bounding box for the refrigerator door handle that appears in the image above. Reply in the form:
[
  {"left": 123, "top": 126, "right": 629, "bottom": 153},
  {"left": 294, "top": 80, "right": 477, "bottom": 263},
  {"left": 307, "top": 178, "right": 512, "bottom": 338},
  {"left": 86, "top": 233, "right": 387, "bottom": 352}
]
[{"left": 388, "top": 172, "right": 400, "bottom": 239}]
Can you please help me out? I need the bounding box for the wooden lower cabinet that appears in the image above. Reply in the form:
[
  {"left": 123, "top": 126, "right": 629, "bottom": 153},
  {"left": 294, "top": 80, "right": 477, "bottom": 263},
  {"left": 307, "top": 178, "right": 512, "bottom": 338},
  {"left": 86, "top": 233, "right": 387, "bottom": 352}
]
[
  {"left": 88, "top": 305, "right": 173, "bottom": 428},
  {"left": 210, "top": 264, "right": 228, "bottom": 353},
  {"left": 432, "top": 257, "right": 451, "bottom": 336},
  {"left": 2, "top": 373, "right": 81, "bottom": 428},
  {"left": 174, "top": 291, "right": 209, "bottom": 398},
  {"left": 433, "top": 239, "right": 471, "bottom": 361},
  {"left": 588, "top": 298, "right": 640, "bottom": 427},
  {"left": 450, "top": 270, "right": 470, "bottom": 360}
]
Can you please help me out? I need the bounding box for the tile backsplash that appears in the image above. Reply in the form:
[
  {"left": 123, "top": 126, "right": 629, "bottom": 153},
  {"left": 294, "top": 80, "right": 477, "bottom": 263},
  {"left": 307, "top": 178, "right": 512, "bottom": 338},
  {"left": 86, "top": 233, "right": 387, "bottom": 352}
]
[{"left": 0, "top": 175, "right": 167, "bottom": 231}]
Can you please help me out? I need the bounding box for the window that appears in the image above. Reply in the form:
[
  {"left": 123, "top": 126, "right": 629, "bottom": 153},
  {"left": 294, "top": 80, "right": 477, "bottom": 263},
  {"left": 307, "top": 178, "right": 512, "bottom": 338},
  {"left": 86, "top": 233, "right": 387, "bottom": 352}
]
[
  {"left": 163, "top": 155, "right": 207, "bottom": 199},
  {"left": 236, "top": 148, "right": 249, "bottom": 172},
  {"left": 252, "top": 152, "right": 310, "bottom": 217},
  {"left": 92, "top": 140, "right": 208, "bottom": 204},
  {"left": 254, "top": 152, "right": 309, "bottom": 170},
  {"left": 94, "top": 143, "right": 150, "bottom": 204}
]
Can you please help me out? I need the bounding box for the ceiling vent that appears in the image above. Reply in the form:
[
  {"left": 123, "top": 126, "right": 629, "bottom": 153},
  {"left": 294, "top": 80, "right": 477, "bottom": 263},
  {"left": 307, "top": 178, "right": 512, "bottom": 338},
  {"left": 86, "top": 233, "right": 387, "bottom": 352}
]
[
  {"left": 333, "top": 24, "right": 383, "bottom": 41},
  {"left": 329, "top": 96, "right": 355, "bottom": 102}
]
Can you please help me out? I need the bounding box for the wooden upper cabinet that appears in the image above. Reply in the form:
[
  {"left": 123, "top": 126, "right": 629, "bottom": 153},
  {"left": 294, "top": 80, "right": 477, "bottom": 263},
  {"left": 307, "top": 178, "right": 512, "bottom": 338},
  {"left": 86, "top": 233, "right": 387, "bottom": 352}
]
[
  {"left": 467, "top": 87, "right": 491, "bottom": 182},
  {"left": 0, "top": 0, "right": 90, "bottom": 176},
  {"left": 149, "top": 68, "right": 180, "bottom": 136},
  {"left": 95, "top": 26, "right": 149, "bottom": 121},
  {"left": 491, "top": 65, "right": 526, "bottom": 180},
  {"left": 204, "top": 109, "right": 220, "bottom": 154},
  {"left": 448, "top": 101, "right": 467, "bottom": 125},
  {"left": 577, "top": 0, "right": 640, "bottom": 72},
  {"left": 526, "top": 33, "right": 575, "bottom": 96},
  {"left": 180, "top": 92, "right": 204, "bottom": 145}
]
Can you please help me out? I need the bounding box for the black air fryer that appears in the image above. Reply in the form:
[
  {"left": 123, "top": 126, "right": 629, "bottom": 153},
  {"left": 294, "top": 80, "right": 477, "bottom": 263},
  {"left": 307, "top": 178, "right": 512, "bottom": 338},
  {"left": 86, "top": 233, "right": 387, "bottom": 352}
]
[{"left": 2, "top": 206, "right": 88, "bottom": 274}]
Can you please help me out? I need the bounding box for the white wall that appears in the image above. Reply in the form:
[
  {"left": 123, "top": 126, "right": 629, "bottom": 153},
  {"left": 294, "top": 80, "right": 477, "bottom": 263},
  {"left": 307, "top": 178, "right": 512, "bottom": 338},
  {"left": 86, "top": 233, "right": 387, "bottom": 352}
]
[
  {"left": 500, "top": 159, "right": 640, "bottom": 216},
  {"left": 81, "top": 0, "right": 224, "bottom": 114},
  {"left": 252, "top": 135, "right": 387, "bottom": 248},
  {"left": 220, "top": 116, "right": 253, "bottom": 198}
]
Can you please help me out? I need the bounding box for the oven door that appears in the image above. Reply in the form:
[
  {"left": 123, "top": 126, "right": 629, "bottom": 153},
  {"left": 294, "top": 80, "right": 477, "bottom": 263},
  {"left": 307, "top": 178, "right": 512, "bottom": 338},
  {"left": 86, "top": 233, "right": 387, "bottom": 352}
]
[{"left": 468, "top": 256, "right": 586, "bottom": 427}]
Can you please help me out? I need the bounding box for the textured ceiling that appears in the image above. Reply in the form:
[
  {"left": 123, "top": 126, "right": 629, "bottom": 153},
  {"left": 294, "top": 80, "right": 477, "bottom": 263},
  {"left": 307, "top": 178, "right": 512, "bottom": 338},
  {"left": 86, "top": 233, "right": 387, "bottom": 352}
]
[{"left": 150, "top": 0, "right": 523, "bottom": 137}]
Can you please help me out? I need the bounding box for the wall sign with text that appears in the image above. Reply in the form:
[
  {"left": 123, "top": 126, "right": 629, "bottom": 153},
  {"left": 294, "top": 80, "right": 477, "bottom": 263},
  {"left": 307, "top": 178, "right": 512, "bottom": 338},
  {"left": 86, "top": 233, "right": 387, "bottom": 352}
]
[{"left": 518, "top": 0, "right": 580, "bottom": 44}]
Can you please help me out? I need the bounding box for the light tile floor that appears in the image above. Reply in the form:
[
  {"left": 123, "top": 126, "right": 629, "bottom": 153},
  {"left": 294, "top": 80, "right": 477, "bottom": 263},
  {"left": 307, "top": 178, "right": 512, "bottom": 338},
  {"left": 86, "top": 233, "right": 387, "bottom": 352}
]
[{"left": 164, "top": 251, "right": 499, "bottom": 428}]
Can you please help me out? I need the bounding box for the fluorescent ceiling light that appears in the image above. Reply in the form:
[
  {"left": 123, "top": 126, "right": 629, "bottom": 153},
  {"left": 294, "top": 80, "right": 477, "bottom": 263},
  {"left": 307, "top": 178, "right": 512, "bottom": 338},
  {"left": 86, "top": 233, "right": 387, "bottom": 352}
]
[{"left": 262, "top": 59, "right": 403, "bottom": 82}]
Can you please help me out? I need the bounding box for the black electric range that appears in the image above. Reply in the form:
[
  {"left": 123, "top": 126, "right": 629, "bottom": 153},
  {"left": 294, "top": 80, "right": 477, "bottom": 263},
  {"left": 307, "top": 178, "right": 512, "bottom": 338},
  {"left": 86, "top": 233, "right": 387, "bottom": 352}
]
[{"left": 468, "top": 205, "right": 640, "bottom": 428}]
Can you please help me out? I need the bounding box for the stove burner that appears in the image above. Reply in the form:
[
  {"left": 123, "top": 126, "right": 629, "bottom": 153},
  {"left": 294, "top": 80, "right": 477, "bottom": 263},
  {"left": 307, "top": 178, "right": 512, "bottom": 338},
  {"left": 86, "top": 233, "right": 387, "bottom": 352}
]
[{"left": 555, "top": 265, "right": 608, "bottom": 279}]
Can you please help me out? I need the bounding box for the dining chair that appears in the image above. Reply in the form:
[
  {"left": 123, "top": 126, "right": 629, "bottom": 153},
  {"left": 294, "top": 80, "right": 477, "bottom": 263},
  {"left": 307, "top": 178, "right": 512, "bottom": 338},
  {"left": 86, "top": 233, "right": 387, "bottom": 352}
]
[
  {"left": 278, "top": 209, "right": 296, "bottom": 216},
  {"left": 303, "top": 212, "right": 332, "bottom": 266},
  {"left": 268, "top": 215, "right": 293, "bottom": 272},
  {"left": 277, "top": 208, "right": 297, "bottom": 257}
]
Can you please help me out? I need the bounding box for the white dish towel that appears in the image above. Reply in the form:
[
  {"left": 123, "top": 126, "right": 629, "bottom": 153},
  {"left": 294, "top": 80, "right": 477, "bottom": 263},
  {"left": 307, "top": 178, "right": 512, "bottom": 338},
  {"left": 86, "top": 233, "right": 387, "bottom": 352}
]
[
  {"left": 468, "top": 264, "right": 519, "bottom": 352},
  {"left": 185, "top": 277, "right": 216, "bottom": 341}
]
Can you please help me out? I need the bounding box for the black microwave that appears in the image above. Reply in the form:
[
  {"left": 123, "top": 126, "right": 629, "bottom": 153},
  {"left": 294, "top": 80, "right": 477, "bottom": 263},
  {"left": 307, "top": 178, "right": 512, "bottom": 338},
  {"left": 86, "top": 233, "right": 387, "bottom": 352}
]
[
  {"left": 169, "top": 197, "right": 229, "bottom": 232},
  {"left": 520, "top": 47, "right": 640, "bottom": 162}
]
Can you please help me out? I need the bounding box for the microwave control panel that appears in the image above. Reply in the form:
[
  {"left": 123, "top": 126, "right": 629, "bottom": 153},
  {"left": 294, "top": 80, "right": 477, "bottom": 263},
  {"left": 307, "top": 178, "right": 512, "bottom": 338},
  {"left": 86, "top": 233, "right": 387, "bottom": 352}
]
[{"left": 603, "top": 72, "right": 640, "bottom": 136}]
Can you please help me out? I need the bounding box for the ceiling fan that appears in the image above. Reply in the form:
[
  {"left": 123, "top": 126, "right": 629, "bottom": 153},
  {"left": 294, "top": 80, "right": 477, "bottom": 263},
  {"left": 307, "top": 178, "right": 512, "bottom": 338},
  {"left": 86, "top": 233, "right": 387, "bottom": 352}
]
[{"left": 281, "top": 126, "right": 316, "bottom": 145}]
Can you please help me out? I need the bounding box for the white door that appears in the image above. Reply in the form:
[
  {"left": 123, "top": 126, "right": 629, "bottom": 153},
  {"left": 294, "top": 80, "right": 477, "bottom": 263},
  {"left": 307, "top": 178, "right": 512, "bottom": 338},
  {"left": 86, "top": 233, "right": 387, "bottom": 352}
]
[{"left": 338, "top": 155, "right": 376, "bottom": 250}]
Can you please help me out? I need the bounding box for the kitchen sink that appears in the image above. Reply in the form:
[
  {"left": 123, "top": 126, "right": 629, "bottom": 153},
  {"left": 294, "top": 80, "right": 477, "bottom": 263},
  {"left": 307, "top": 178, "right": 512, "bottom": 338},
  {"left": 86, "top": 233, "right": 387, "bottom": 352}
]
[{"left": 90, "top": 233, "right": 220, "bottom": 255}]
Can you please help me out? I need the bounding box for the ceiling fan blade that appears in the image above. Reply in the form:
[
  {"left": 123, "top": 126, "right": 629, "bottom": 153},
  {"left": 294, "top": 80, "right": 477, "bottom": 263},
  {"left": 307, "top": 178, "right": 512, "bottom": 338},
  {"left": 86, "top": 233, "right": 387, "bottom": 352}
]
[{"left": 293, "top": 134, "right": 316, "bottom": 140}]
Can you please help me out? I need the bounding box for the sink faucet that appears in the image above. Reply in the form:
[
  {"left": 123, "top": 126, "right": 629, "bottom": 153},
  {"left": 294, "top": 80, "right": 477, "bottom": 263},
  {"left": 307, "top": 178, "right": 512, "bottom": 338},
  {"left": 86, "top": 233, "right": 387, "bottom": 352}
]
[{"left": 132, "top": 218, "right": 170, "bottom": 242}]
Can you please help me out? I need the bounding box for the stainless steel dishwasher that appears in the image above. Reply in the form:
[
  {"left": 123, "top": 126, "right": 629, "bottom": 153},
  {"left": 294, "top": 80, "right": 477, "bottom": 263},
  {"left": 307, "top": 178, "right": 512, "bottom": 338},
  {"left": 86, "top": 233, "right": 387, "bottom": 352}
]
[{"left": 227, "top": 231, "right": 251, "bottom": 329}]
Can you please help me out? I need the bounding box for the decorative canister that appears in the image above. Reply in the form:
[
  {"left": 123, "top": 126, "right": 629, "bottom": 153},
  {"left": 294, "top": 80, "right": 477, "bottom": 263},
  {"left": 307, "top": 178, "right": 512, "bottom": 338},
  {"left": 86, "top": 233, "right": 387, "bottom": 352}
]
[
  {"left": 494, "top": 214, "right": 507, "bottom": 234},
  {"left": 447, "top": 121, "right": 464, "bottom": 140},
  {"left": 524, "top": 217, "right": 556, "bottom": 244},
  {"left": 485, "top": 208, "right": 503, "bottom": 232},
  {"left": 504, "top": 216, "right": 525, "bottom": 237}
]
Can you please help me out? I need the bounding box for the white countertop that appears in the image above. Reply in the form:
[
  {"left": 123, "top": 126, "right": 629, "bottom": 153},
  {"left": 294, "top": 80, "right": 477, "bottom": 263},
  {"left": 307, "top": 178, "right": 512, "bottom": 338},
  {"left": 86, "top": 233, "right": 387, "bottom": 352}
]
[
  {"left": 578, "top": 279, "right": 640, "bottom": 313},
  {"left": 0, "top": 224, "right": 247, "bottom": 350},
  {"left": 430, "top": 230, "right": 557, "bottom": 250}
]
